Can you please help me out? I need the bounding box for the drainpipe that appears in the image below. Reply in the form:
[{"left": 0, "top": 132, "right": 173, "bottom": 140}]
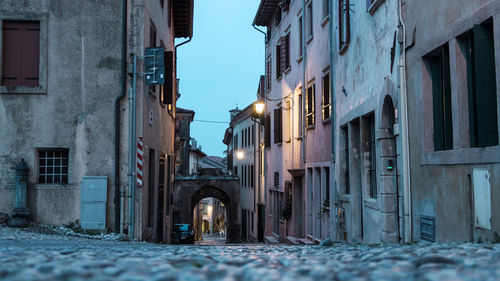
[
  {"left": 302, "top": 0, "right": 307, "bottom": 164},
  {"left": 398, "top": 0, "right": 412, "bottom": 243},
  {"left": 329, "top": 0, "right": 338, "bottom": 241},
  {"left": 127, "top": 54, "right": 137, "bottom": 239},
  {"left": 114, "top": 0, "right": 128, "bottom": 234}
]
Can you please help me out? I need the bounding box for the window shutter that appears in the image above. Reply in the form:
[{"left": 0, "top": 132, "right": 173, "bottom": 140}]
[
  {"left": 442, "top": 46, "right": 453, "bottom": 150},
  {"left": 312, "top": 84, "right": 316, "bottom": 124},
  {"left": 276, "top": 44, "right": 281, "bottom": 78},
  {"left": 164, "top": 51, "right": 174, "bottom": 105},
  {"left": 465, "top": 32, "right": 477, "bottom": 147},
  {"left": 473, "top": 22, "right": 499, "bottom": 147},
  {"left": 431, "top": 54, "right": 444, "bottom": 151},
  {"left": 305, "top": 87, "right": 310, "bottom": 125},
  {"left": 2, "top": 21, "right": 40, "bottom": 87},
  {"left": 265, "top": 114, "right": 271, "bottom": 148},
  {"left": 274, "top": 108, "right": 279, "bottom": 143},
  {"left": 281, "top": 36, "right": 286, "bottom": 73}
]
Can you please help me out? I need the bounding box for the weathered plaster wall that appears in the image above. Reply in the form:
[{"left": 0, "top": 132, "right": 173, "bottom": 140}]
[
  {"left": 0, "top": 0, "right": 122, "bottom": 226},
  {"left": 333, "top": 0, "right": 401, "bottom": 244},
  {"left": 405, "top": 0, "right": 500, "bottom": 242}
]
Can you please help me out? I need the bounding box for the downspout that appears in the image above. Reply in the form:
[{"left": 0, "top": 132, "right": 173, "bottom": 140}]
[
  {"left": 302, "top": 0, "right": 307, "bottom": 164},
  {"left": 127, "top": 55, "right": 137, "bottom": 239},
  {"left": 329, "top": 0, "right": 338, "bottom": 241},
  {"left": 398, "top": 0, "right": 412, "bottom": 243},
  {"left": 252, "top": 23, "right": 266, "bottom": 207},
  {"left": 114, "top": 0, "right": 128, "bottom": 234}
]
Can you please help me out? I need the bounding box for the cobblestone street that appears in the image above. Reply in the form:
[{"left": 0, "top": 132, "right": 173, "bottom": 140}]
[{"left": 1, "top": 225, "right": 499, "bottom": 281}]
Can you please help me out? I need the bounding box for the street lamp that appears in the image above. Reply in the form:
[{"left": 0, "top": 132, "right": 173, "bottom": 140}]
[
  {"left": 254, "top": 101, "right": 265, "bottom": 116},
  {"left": 236, "top": 150, "right": 245, "bottom": 160}
]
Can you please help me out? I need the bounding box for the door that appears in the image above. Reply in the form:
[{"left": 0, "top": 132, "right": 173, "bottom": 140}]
[{"left": 293, "top": 176, "right": 303, "bottom": 237}]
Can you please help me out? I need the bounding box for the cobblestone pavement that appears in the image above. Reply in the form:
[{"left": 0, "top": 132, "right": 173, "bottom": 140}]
[{"left": 1, "top": 225, "right": 499, "bottom": 281}]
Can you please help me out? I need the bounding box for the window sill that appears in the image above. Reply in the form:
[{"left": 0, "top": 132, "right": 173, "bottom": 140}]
[
  {"left": 275, "top": 142, "right": 282, "bottom": 147},
  {"left": 306, "top": 124, "right": 315, "bottom": 130},
  {"left": 276, "top": 75, "right": 282, "bottom": 82},
  {"left": 322, "top": 117, "right": 331, "bottom": 124},
  {"left": 295, "top": 136, "right": 303, "bottom": 141},
  {"left": 0, "top": 85, "right": 47, "bottom": 95},
  {"left": 306, "top": 35, "right": 314, "bottom": 45},
  {"left": 421, "top": 145, "right": 500, "bottom": 165},
  {"left": 363, "top": 198, "right": 379, "bottom": 210},
  {"left": 321, "top": 16, "right": 330, "bottom": 27},
  {"left": 339, "top": 194, "right": 351, "bottom": 202},
  {"left": 284, "top": 66, "right": 291, "bottom": 75},
  {"left": 297, "top": 56, "right": 303, "bottom": 63}
]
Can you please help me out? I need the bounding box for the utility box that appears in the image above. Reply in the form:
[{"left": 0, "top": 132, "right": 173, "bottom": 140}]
[{"left": 81, "top": 176, "right": 107, "bottom": 230}]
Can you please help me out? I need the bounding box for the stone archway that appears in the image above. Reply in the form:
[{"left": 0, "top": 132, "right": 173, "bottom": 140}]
[
  {"left": 376, "top": 77, "right": 401, "bottom": 243},
  {"left": 173, "top": 176, "right": 240, "bottom": 243}
]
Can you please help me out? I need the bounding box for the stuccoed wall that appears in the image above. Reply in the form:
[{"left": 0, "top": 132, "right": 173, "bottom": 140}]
[
  {"left": 0, "top": 0, "right": 122, "bottom": 226},
  {"left": 404, "top": 0, "right": 500, "bottom": 242}
]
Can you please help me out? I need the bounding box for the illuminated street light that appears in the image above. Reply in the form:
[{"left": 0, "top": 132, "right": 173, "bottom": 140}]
[
  {"left": 254, "top": 101, "right": 265, "bottom": 115},
  {"left": 236, "top": 150, "right": 245, "bottom": 160}
]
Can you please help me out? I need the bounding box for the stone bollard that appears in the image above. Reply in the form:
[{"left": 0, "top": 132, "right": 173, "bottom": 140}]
[{"left": 8, "top": 159, "right": 30, "bottom": 228}]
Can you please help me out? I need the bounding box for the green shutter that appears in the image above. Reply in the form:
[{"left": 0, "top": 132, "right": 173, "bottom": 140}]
[
  {"left": 442, "top": 45, "right": 453, "bottom": 150},
  {"left": 465, "top": 32, "right": 478, "bottom": 147},
  {"left": 431, "top": 54, "right": 444, "bottom": 151},
  {"left": 473, "top": 22, "right": 499, "bottom": 147}
]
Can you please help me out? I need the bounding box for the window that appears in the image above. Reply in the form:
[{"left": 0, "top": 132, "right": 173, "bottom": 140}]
[
  {"left": 322, "top": 73, "right": 331, "bottom": 120},
  {"left": 274, "top": 108, "right": 283, "bottom": 143},
  {"left": 425, "top": 44, "right": 453, "bottom": 151},
  {"left": 281, "top": 34, "right": 290, "bottom": 71},
  {"left": 274, "top": 172, "right": 280, "bottom": 188},
  {"left": 276, "top": 44, "right": 282, "bottom": 79},
  {"left": 339, "top": 0, "right": 350, "bottom": 53},
  {"left": 160, "top": 0, "right": 164, "bottom": 8},
  {"left": 298, "top": 91, "right": 303, "bottom": 136},
  {"left": 324, "top": 167, "right": 330, "bottom": 203},
  {"left": 307, "top": 1, "right": 313, "bottom": 39},
  {"left": 234, "top": 133, "right": 239, "bottom": 151},
  {"left": 38, "top": 149, "right": 69, "bottom": 184},
  {"left": 266, "top": 26, "right": 271, "bottom": 44},
  {"left": 266, "top": 55, "right": 272, "bottom": 90},
  {"left": 265, "top": 113, "right": 271, "bottom": 148},
  {"left": 298, "top": 16, "right": 303, "bottom": 58},
  {"left": 460, "top": 20, "right": 498, "bottom": 147},
  {"left": 2, "top": 21, "right": 40, "bottom": 87},
  {"left": 275, "top": 7, "right": 282, "bottom": 26},
  {"left": 306, "top": 84, "right": 316, "bottom": 126},
  {"left": 323, "top": 0, "right": 330, "bottom": 19}
]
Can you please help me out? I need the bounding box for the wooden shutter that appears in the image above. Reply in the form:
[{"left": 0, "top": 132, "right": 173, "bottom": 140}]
[
  {"left": 164, "top": 51, "right": 174, "bottom": 105},
  {"left": 2, "top": 21, "right": 39, "bottom": 87},
  {"left": 473, "top": 22, "right": 499, "bottom": 147},
  {"left": 274, "top": 108, "right": 282, "bottom": 143},
  {"left": 276, "top": 44, "right": 281, "bottom": 78},
  {"left": 265, "top": 114, "right": 271, "bottom": 148},
  {"left": 442, "top": 46, "right": 453, "bottom": 150},
  {"left": 431, "top": 53, "right": 444, "bottom": 151}
]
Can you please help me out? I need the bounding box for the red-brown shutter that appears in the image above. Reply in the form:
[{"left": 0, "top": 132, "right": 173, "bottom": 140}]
[
  {"left": 2, "top": 21, "right": 39, "bottom": 87},
  {"left": 280, "top": 36, "right": 287, "bottom": 73},
  {"left": 164, "top": 51, "right": 174, "bottom": 105}
]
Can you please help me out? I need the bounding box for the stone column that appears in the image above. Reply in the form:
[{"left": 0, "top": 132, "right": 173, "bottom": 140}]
[{"left": 8, "top": 159, "right": 30, "bottom": 228}]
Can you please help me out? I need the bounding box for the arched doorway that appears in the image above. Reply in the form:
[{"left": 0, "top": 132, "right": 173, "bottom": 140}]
[
  {"left": 173, "top": 177, "right": 240, "bottom": 243},
  {"left": 379, "top": 94, "right": 401, "bottom": 243}
]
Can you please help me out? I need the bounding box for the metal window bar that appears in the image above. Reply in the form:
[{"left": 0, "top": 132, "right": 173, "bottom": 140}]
[{"left": 38, "top": 150, "right": 68, "bottom": 184}]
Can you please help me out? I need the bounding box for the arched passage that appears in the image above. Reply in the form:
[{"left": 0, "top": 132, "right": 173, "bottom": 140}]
[{"left": 173, "top": 176, "right": 241, "bottom": 243}]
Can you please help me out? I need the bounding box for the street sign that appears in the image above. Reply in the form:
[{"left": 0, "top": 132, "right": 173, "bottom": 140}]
[{"left": 144, "top": 47, "right": 165, "bottom": 86}]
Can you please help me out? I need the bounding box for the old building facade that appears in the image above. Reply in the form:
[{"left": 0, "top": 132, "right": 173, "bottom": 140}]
[
  {"left": 332, "top": 0, "right": 405, "bottom": 244},
  {"left": 254, "top": 0, "right": 333, "bottom": 243},
  {"left": 404, "top": 0, "right": 500, "bottom": 242},
  {"left": 0, "top": 0, "right": 193, "bottom": 244}
]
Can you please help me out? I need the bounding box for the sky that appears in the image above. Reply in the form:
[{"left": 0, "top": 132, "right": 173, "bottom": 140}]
[{"left": 176, "top": 1, "right": 264, "bottom": 157}]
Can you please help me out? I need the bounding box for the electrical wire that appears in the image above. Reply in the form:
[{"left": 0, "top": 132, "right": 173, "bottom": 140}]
[{"left": 193, "top": 119, "right": 229, "bottom": 124}]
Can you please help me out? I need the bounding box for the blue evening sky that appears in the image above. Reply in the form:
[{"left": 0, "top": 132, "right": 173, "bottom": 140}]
[{"left": 176, "top": 1, "right": 264, "bottom": 157}]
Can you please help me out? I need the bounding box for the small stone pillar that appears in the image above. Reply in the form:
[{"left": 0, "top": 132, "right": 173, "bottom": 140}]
[{"left": 8, "top": 159, "right": 30, "bottom": 227}]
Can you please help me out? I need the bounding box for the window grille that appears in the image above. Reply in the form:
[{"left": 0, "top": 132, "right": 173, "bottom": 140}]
[{"left": 38, "top": 149, "right": 69, "bottom": 184}]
